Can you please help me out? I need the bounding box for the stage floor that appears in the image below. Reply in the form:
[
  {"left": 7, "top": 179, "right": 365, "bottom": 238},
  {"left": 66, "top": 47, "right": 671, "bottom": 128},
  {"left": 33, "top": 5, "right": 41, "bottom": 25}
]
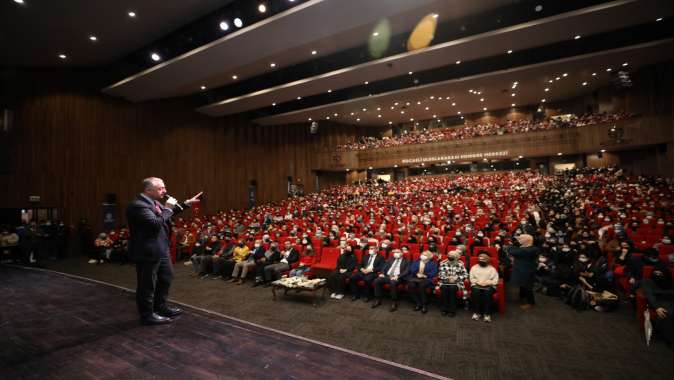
[{"left": 0, "top": 266, "right": 446, "bottom": 380}]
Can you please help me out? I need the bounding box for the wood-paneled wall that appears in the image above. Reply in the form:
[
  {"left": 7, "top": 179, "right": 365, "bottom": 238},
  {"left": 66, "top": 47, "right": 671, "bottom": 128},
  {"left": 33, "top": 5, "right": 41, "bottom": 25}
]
[{"left": 0, "top": 69, "right": 361, "bottom": 229}]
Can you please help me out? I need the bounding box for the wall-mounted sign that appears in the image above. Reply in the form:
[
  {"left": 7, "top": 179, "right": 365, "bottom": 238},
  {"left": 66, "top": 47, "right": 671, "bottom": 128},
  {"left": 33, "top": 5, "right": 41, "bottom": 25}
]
[
  {"left": 28, "top": 195, "right": 41, "bottom": 202},
  {"left": 401, "top": 150, "right": 509, "bottom": 164}
]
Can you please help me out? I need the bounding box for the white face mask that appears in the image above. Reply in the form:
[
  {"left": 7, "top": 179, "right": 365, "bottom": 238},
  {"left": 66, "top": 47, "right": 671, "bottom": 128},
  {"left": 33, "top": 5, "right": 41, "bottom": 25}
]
[
  {"left": 369, "top": 250, "right": 376, "bottom": 255},
  {"left": 254, "top": 244, "right": 260, "bottom": 248},
  {"left": 420, "top": 255, "right": 430, "bottom": 262},
  {"left": 393, "top": 252, "right": 402, "bottom": 259}
]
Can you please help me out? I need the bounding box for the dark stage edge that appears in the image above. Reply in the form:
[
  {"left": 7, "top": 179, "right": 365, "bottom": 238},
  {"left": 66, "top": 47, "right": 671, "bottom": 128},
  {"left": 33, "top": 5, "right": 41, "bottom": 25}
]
[{"left": 0, "top": 266, "right": 449, "bottom": 380}]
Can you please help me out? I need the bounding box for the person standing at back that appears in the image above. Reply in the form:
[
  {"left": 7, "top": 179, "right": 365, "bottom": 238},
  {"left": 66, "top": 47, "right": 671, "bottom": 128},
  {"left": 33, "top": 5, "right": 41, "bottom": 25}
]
[{"left": 127, "top": 177, "right": 201, "bottom": 325}]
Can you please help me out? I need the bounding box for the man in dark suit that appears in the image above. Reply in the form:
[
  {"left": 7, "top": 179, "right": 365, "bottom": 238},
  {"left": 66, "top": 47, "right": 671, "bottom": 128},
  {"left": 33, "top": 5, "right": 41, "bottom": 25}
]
[
  {"left": 262, "top": 241, "right": 299, "bottom": 286},
  {"left": 349, "top": 246, "right": 385, "bottom": 301},
  {"left": 372, "top": 249, "right": 409, "bottom": 312},
  {"left": 127, "top": 177, "right": 201, "bottom": 325}
]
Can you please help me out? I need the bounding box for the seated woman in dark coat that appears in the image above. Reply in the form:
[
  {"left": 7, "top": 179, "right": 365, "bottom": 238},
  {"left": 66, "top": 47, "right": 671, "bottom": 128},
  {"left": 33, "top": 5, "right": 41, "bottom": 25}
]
[{"left": 641, "top": 265, "right": 674, "bottom": 349}]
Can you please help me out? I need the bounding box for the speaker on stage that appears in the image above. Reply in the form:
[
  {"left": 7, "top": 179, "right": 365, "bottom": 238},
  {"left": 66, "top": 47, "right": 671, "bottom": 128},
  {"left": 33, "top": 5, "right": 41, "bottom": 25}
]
[{"left": 309, "top": 121, "right": 318, "bottom": 134}]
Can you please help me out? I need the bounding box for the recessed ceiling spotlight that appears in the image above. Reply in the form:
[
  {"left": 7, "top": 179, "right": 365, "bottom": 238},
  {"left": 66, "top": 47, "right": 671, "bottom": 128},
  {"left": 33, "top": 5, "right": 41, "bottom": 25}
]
[
  {"left": 456, "top": 60, "right": 461, "bottom": 64},
  {"left": 460, "top": 116, "right": 464, "bottom": 119},
  {"left": 270, "top": 62, "right": 276, "bottom": 68},
  {"left": 549, "top": 79, "right": 554, "bottom": 83},
  {"left": 535, "top": 5, "right": 543, "bottom": 12},
  {"left": 457, "top": 111, "right": 461, "bottom": 115},
  {"left": 451, "top": 102, "right": 456, "bottom": 106},
  {"left": 582, "top": 82, "right": 587, "bottom": 86},
  {"left": 128, "top": 11, "right": 136, "bottom": 18},
  {"left": 297, "top": 96, "right": 301, "bottom": 100},
  {"left": 150, "top": 53, "right": 161, "bottom": 61},
  {"left": 416, "top": 101, "right": 421, "bottom": 105},
  {"left": 408, "top": 71, "right": 413, "bottom": 75},
  {"left": 272, "top": 102, "right": 276, "bottom": 106},
  {"left": 388, "top": 121, "right": 393, "bottom": 125},
  {"left": 410, "top": 118, "right": 414, "bottom": 121},
  {"left": 372, "top": 32, "right": 379, "bottom": 37},
  {"left": 400, "top": 111, "right": 405, "bottom": 114},
  {"left": 606, "top": 68, "right": 612, "bottom": 72},
  {"left": 394, "top": 102, "right": 399, "bottom": 106},
  {"left": 544, "top": 88, "right": 549, "bottom": 92},
  {"left": 432, "top": 114, "right": 437, "bottom": 118},
  {"left": 233, "top": 18, "right": 243, "bottom": 28},
  {"left": 350, "top": 112, "right": 355, "bottom": 116},
  {"left": 406, "top": 102, "right": 411, "bottom": 106},
  {"left": 656, "top": 17, "right": 663, "bottom": 22},
  {"left": 308, "top": 118, "right": 312, "bottom": 121},
  {"left": 89, "top": 35, "right": 98, "bottom": 42},
  {"left": 362, "top": 108, "right": 367, "bottom": 111},
  {"left": 563, "top": 73, "right": 568, "bottom": 77},
  {"left": 14, "top": 0, "right": 25, "bottom": 4},
  {"left": 232, "top": 75, "right": 238, "bottom": 80},
  {"left": 511, "top": 103, "right": 516, "bottom": 107},
  {"left": 555, "top": 77, "right": 560, "bottom": 80},
  {"left": 376, "top": 107, "right": 381, "bottom": 111},
  {"left": 511, "top": 93, "right": 516, "bottom": 97},
  {"left": 425, "top": 107, "right": 429, "bottom": 110},
  {"left": 429, "top": 96, "right": 434, "bottom": 100},
  {"left": 219, "top": 21, "right": 229, "bottom": 31},
  {"left": 200, "top": 85, "right": 207, "bottom": 90},
  {"left": 592, "top": 72, "right": 597, "bottom": 76},
  {"left": 356, "top": 118, "right": 360, "bottom": 122},
  {"left": 483, "top": 107, "right": 487, "bottom": 111},
  {"left": 541, "top": 99, "right": 546, "bottom": 103},
  {"left": 507, "top": 49, "right": 513, "bottom": 54},
  {"left": 476, "top": 91, "right": 482, "bottom": 95},
  {"left": 480, "top": 98, "right": 484, "bottom": 102},
  {"left": 258, "top": 4, "right": 267, "bottom": 13},
  {"left": 311, "top": 50, "right": 317, "bottom": 55},
  {"left": 377, "top": 114, "right": 382, "bottom": 118},
  {"left": 334, "top": 113, "right": 338, "bottom": 116},
  {"left": 390, "top": 106, "right": 394, "bottom": 110},
  {"left": 557, "top": 152, "right": 562, "bottom": 156},
  {"left": 326, "top": 116, "right": 330, "bottom": 120},
  {"left": 364, "top": 81, "right": 369, "bottom": 85},
  {"left": 622, "top": 62, "right": 628, "bottom": 67},
  {"left": 600, "top": 149, "right": 606, "bottom": 153},
  {"left": 574, "top": 35, "right": 581, "bottom": 40},
  {"left": 58, "top": 54, "right": 67, "bottom": 60}
]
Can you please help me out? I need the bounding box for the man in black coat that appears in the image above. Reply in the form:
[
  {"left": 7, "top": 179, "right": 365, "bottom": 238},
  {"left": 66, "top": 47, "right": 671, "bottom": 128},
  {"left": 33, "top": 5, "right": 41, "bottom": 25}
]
[
  {"left": 507, "top": 234, "right": 540, "bottom": 310},
  {"left": 127, "top": 177, "right": 201, "bottom": 325},
  {"left": 349, "top": 246, "right": 385, "bottom": 301}
]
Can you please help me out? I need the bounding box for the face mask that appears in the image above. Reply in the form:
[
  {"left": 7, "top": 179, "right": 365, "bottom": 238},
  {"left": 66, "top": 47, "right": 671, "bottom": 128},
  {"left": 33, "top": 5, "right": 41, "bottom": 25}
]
[
  {"left": 239, "top": 243, "right": 244, "bottom": 247},
  {"left": 382, "top": 243, "right": 388, "bottom": 249},
  {"left": 393, "top": 252, "right": 402, "bottom": 259},
  {"left": 369, "top": 249, "right": 376, "bottom": 255},
  {"left": 420, "top": 255, "right": 430, "bottom": 262},
  {"left": 663, "top": 239, "right": 671, "bottom": 245},
  {"left": 254, "top": 244, "right": 260, "bottom": 248},
  {"left": 478, "top": 260, "right": 488, "bottom": 267}
]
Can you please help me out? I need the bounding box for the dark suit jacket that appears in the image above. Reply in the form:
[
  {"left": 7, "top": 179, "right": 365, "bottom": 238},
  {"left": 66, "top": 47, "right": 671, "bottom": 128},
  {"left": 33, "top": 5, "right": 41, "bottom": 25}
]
[
  {"left": 508, "top": 245, "right": 539, "bottom": 286},
  {"left": 282, "top": 248, "right": 300, "bottom": 265},
  {"left": 381, "top": 257, "right": 410, "bottom": 278},
  {"left": 406, "top": 260, "right": 438, "bottom": 286},
  {"left": 358, "top": 254, "right": 385, "bottom": 273},
  {"left": 126, "top": 194, "right": 188, "bottom": 262}
]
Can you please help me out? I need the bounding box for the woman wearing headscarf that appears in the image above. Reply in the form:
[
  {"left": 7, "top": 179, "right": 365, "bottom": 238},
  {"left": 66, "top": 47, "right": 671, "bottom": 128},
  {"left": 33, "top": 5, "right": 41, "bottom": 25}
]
[{"left": 507, "top": 234, "right": 539, "bottom": 309}]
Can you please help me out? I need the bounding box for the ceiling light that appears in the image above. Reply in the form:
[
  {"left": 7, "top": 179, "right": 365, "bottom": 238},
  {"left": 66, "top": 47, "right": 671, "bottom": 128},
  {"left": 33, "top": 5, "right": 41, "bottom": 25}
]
[
  {"left": 606, "top": 68, "right": 612, "bottom": 72},
  {"left": 390, "top": 106, "right": 394, "bottom": 110},
  {"left": 483, "top": 107, "right": 487, "bottom": 111},
  {"left": 362, "top": 108, "right": 367, "bottom": 111},
  {"left": 408, "top": 71, "right": 413, "bottom": 75},
  {"left": 308, "top": 118, "right": 312, "bottom": 121},
  {"left": 406, "top": 102, "right": 411, "bottom": 106},
  {"left": 457, "top": 111, "right": 461, "bottom": 115},
  {"left": 233, "top": 18, "right": 243, "bottom": 28},
  {"left": 416, "top": 101, "right": 421, "bottom": 105},
  {"left": 507, "top": 50, "right": 513, "bottom": 54},
  {"left": 582, "top": 82, "right": 587, "bottom": 86},
  {"left": 429, "top": 96, "right": 434, "bottom": 99},
  {"left": 377, "top": 114, "right": 382, "bottom": 118},
  {"left": 460, "top": 116, "right": 464, "bottom": 119},
  {"left": 555, "top": 77, "right": 560, "bottom": 80},
  {"left": 541, "top": 99, "right": 546, "bottom": 103},
  {"left": 356, "top": 118, "right": 360, "bottom": 122},
  {"left": 297, "top": 96, "right": 302, "bottom": 100},
  {"left": 270, "top": 62, "right": 276, "bottom": 68},
  {"left": 232, "top": 75, "right": 238, "bottom": 80},
  {"left": 456, "top": 60, "right": 461, "bottom": 64},
  {"left": 600, "top": 149, "right": 606, "bottom": 153},
  {"left": 622, "top": 62, "right": 628, "bottom": 67},
  {"left": 549, "top": 79, "right": 554, "bottom": 83},
  {"left": 327, "top": 89, "right": 332, "bottom": 93},
  {"left": 511, "top": 103, "right": 516, "bottom": 107},
  {"left": 592, "top": 72, "right": 597, "bottom": 76},
  {"left": 425, "top": 107, "right": 429, "bottom": 110},
  {"left": 574, "top": 35, "right": 581, "bottom": 40},
  {"left": 394, "top": 102, "right": 399, "bottom": 106},
  {"left": 326, "top": 116, "right": 330, "bottom": 120},
  {"left": 334, "top": 113, "right": 338, "bottom": 117},
  {"left": 432, "top": 114, "right": 437, "bottom": 118},
  {"left": 511, "top": 93, "right": 516, "bottom": 97},
  {"left": 272, "top": 102, "right": 276, "bottom": 106},
  {"left": 258, "top": 4, "right": 267, "bottom": 13},
  {"left": 372, "top": 32, "right": 379, "bottom": 37},
  {"left": 200, "top": 85, "right": 207, "bottom": 90},
  {"left": 400, "top": 111, "right": 405, "bottom": 114},
  {"left": 58, "top": 54, "right": 67, "bottom": 60},
  {"left": 480, "top": 98, "right": 484, "bottom": 102},
  {"left": 388, "top": 121, "right": 393, "bottom": 125},
  {"left": 128, "top": 11, "right": 136, "bottom": 18},
  {"left": 219, "top": 21, "right": 229, "bottom": 31},
  {"left": 656, "top": 17, "right": 663, "bottom": 22},
  {"left": 410, "top": 118, "right": 414, "bottom": 121},
  {"left": 311, "top": 50, "right": 317, "bottom": 55},
  {"left": 563, "top": 73, "right": 568, "bottom": 77},
  {"left": 477, "top": 91, "right": 482, "bottom": 95},
  {"left": 364, "top": 81, "right": 369, "bottom": 85},
  {"left": 14, "top": 0, "right": 25, "bottom": 4},
  {"left": 89, "top": 35, "right": 98, "bottom": 42},
  {"left": 150, "top": 53, "right": 161, "bottom": 61},
  {"left": 557, "top": 152, "right": 562, "bottom": 156},
  {"left": 350, "top": 112, "right": 355, "bottom": 116},
  {"left": 544, "top": 88, "right": 549, "bottom": 92},
  {"left": 394, "top": 164, "right": 398, "bottom": 168},
  {"left": 451, "top": 102, "right": 456, "bottom": 106}
]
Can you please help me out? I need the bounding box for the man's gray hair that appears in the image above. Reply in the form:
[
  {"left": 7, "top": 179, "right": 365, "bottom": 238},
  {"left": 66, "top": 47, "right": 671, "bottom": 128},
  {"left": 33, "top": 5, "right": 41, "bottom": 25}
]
[{"left": 142, "top": 177, "right": 162, "bottom": 191}]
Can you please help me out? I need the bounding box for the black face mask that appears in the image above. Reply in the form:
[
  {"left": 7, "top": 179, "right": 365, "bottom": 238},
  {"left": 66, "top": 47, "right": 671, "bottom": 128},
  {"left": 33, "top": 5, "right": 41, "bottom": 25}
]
[
  {"left": 239, "top": 243, "right": 245, "bottom": 247},
  {"left": 652, "top": 273, "right": 672, "bottom": 289},
  {"left": 478, "top": 261, "right": 488, "bottom": 267}
]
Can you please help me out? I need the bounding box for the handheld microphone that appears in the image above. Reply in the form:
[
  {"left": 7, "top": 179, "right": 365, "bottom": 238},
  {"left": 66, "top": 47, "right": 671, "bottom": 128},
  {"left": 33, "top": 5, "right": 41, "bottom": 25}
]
[{"left": 164, "top": 194, "right": 184, "bottom": 211}]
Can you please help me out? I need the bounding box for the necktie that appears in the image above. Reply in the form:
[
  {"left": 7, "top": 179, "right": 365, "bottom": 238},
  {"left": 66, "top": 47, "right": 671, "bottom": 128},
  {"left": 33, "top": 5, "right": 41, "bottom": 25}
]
[
  {"left": 388, "top": 258, "right": 400, "bottom": 276},
  {"left": 418, "top": 260, "right": 426, "bottom": 276},
  {"left": 367, "top": 254, "right": 375, "bottom": 269},
  {"left": 154, "top": 201, "right": 162, "bottom": 214}
]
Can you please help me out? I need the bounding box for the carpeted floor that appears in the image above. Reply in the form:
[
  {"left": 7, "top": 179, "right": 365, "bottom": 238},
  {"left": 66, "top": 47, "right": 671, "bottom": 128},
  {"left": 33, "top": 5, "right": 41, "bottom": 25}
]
[{"left": 6, "top": 257, "right": 674, "bottom": 380}]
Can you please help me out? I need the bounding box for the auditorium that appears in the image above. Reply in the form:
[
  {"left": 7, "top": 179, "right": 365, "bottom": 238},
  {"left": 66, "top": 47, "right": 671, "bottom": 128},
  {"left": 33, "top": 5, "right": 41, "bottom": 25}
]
[{"left": 2, "top": 1, "right": 674, "bottom": 379}]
